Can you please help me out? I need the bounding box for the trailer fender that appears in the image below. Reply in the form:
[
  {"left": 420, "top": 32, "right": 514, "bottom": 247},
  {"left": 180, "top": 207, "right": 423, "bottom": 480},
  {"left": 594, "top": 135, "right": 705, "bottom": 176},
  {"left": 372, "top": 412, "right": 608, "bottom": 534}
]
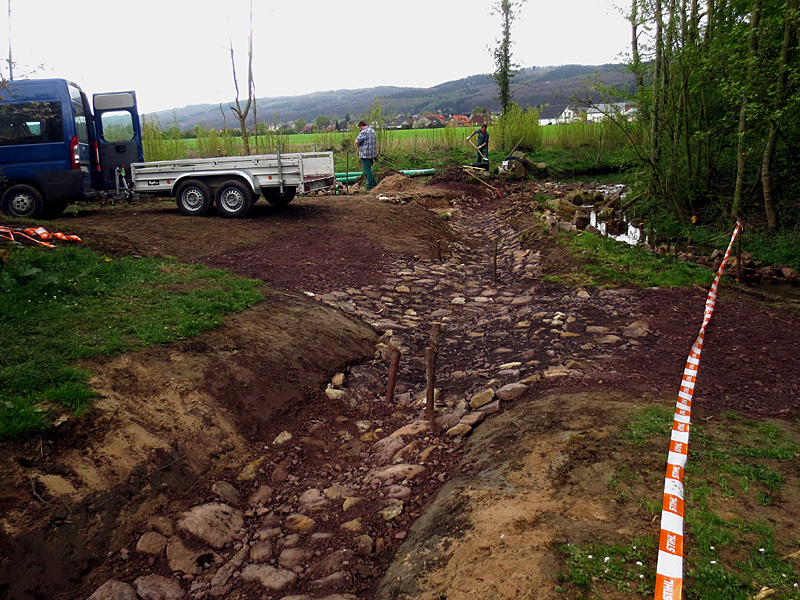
[{"left": 171, "top": 170, "right": 260, "bottom": 197}]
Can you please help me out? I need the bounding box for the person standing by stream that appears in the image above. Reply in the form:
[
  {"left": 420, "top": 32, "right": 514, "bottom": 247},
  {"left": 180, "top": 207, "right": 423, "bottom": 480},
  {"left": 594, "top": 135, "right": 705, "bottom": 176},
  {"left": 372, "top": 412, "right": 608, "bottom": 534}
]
[{"left": 355, "top": 120, "right": 378, "bottom": 190}]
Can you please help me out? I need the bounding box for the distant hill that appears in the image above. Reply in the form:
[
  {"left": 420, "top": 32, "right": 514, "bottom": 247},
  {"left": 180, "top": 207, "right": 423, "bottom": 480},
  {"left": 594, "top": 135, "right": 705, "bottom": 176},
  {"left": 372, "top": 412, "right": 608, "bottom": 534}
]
[{"left": 147, "top": 64, "right": 635, "bottom": 131}]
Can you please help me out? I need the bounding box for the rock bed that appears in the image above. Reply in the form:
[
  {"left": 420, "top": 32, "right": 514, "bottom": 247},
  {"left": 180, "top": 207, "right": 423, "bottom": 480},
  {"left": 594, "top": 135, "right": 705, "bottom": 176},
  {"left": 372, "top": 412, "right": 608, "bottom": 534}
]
[{"left": 86, "top": 197, "right": 662, "bottom": 600}]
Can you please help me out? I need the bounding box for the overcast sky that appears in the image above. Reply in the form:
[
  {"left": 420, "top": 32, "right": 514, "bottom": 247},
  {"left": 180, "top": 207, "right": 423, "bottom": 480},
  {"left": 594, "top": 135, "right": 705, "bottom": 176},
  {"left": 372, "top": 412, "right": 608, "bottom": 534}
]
[{"left": 1, "top": 0, "right": 631, "bottom": 115}]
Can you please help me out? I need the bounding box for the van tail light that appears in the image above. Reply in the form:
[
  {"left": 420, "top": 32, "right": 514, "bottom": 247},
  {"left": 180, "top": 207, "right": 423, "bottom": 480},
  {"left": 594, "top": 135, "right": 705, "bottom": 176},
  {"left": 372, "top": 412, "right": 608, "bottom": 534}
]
[
  {"left": 70, "top": 135, "right": 80, "bottom": 170},
  {"left": 93, "top": 141, "right": 101, "bottom": 171}
]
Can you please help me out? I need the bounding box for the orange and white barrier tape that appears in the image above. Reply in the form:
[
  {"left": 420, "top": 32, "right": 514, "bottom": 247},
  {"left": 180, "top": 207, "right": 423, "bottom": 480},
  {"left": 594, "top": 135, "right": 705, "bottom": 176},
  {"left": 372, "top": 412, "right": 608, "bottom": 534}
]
[
  {"left": 0, "top": 226, "right": 82, "bottom": 247},
  {"left": 654, "top": 222, "right": 741, "bottom": 600}
]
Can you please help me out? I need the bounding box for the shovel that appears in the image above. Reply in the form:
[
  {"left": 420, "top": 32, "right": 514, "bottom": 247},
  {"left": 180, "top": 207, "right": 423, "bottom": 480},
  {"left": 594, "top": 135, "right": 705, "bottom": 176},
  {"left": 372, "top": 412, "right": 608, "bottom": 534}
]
[{"left": 462, "top": 167, "right": 502, "bottom": 198}]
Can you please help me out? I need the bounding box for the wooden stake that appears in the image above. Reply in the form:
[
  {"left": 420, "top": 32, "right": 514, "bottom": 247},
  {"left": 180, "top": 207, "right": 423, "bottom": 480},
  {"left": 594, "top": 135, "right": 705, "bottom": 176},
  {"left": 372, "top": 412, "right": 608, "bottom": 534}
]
[
  {"left": 493, "top": 240, "right": 498, "bottom": 283},
  {"left": 385, "top": 345, "right": 401, "bottom": 404},
  {"left": 425, "top": 323, "right": 442, "bottom": 435}
]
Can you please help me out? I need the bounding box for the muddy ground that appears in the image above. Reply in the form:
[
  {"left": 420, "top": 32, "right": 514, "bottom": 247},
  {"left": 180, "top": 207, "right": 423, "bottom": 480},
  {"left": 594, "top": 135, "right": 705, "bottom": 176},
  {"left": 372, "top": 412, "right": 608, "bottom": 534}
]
[{"left": 1, "top": 171, "right": 799, "bottom": 600}]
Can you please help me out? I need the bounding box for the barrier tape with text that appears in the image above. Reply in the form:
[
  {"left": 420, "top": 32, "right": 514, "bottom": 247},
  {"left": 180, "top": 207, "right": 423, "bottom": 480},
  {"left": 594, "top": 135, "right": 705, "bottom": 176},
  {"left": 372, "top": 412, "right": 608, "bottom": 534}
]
[{"left": 654, "top": 222, "right": 742, "bottom": 600}]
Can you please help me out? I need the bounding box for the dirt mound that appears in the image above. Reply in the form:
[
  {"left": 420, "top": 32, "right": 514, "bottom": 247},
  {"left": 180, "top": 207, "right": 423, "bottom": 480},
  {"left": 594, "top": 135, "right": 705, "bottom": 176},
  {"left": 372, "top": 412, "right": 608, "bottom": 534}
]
[
  {"left": 373, "top": 172, "right": 417, "bottom": 192},
  {"left": 427, "top": 166, "right": 474, "bottom": 185}
]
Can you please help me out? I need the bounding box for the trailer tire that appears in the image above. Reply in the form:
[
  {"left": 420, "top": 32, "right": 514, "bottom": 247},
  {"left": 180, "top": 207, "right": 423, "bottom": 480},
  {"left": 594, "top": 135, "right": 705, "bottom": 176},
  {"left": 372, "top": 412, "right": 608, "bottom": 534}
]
[
  {"left": 176, "top": 180, "right": 213, "bottom": 216},
  {"left": 264, "top": 186, "right": 297, "bottom": 207},
  {"left": 1, "top": 184, "right": 44, "bottom": 219},
  {"left": 215, "top": 180, "right": 254, "bottom": 218}
]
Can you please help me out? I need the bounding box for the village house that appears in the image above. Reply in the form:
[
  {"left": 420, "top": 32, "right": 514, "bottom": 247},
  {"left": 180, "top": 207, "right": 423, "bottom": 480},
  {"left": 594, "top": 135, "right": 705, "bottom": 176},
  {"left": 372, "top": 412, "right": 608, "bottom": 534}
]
[
  {"left": 538, "top": 102, "right": 637, "bottom": 125},
  {"left": 469, "top": 113, "right": 490, "bottom": 126},
  {"left": 423, "top": 114, "right": 447, "bottom": 127},
  {"left": 537, "top": 104, "right": 570, "bottom": 126},
  {"left": 448, "top": 114, "right": 471, "bottom": 127}
]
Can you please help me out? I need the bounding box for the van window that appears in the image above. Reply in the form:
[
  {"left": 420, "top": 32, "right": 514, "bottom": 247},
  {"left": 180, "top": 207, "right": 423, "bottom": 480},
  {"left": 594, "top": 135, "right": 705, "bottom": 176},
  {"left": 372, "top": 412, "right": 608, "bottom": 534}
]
[
  {"left": 69, "top": 84, "right": 90, "bottom": 144},
  {"left": 0, "top": 102, "right": 64, "bottom": 146},
  {"left": 101, "top": 111, "right": 135, "bottom": 141}
]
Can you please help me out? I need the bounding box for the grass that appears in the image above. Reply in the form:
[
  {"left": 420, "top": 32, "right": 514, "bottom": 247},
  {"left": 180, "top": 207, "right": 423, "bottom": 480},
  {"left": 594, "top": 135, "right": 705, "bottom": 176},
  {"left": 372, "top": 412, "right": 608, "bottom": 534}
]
[
  {"left": 557, "top": 408, "right": 800, "bottom": 599},
  {"left": 557, "top": 538, "right": 655, "bottom": 596},
  {"left": 154, "top": 125, "right": 629, "bottom": 183},
  {"left": 545, "top": 229, "right": 716, "bottom": 288},
  {"left": 0, "top": 243, "right": 263, "bottom": 438}
]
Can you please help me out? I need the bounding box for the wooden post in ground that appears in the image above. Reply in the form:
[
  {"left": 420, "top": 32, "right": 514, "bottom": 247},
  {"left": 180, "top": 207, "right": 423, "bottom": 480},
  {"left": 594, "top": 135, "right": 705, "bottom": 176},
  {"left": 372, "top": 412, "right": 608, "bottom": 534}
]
[
  {"left": 425, "top": 323, "right": 441, "bottom": 435},
  {"left": 345, "top": 146, "right": 350, "bottom": 196},
  {"left": 385, "top": 344, "right": 401, "bottom": 404},
  {"left": 493, "top": 240, "right": 498, "bottom": 283}
]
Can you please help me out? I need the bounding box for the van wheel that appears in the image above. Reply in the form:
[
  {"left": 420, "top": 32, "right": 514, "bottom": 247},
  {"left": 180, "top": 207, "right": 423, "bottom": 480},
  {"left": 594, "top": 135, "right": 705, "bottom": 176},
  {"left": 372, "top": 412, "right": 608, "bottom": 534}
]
[
  {"left": 215, "top": 181, "right": 253, "bottom": 218},
  {"left": 264, "top": 187, "right": 297, "bottom": 207},
  {"left": 1, "top": 184, "right": 44, "bottom": 219},
  {"left": 176, "top": 180, "right": 213, "bottom": 216}
]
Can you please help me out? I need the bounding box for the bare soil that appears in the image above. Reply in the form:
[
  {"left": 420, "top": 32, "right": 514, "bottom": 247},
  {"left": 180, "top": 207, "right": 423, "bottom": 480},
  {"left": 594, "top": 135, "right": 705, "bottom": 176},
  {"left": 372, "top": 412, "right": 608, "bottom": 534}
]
[{"left": 1, "top": 172, "right": 799, "bottom": 600}]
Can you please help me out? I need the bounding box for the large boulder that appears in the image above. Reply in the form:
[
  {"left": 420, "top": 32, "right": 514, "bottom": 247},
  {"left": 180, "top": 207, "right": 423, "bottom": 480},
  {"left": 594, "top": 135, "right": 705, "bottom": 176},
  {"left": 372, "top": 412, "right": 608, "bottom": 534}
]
[
  {"left": 546, "top": 197, "right": 582, "bottom": 218},
  {"left": 500, "top": 152, "right": 548, "bottom": 179},
  {"left": 573, "top": 211, "right": 591, "bottom": 231}
]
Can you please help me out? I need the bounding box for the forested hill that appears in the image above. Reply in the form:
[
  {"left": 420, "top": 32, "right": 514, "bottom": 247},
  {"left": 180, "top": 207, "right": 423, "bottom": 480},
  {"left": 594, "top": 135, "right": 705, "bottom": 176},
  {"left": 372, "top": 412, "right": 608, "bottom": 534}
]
[{"left": 148, "top": 64, "right": 634, "bottom": 131}]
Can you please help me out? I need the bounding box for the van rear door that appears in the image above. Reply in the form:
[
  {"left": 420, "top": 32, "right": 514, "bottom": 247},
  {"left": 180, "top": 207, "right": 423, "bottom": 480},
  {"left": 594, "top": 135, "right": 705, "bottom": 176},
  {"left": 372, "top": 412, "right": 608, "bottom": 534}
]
[
  {"left": 67, "top": 82, "right": 92, "bottom": 191},
  {"left": 92, "top": 91, "right": 143, "bottom": 190}
]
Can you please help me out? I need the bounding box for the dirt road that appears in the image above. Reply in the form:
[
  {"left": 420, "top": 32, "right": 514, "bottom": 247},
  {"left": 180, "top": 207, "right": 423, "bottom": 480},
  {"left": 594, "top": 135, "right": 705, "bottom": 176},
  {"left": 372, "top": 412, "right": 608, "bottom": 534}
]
[{"left": 1, "top": 171, "right": 799, "bottom": 600}]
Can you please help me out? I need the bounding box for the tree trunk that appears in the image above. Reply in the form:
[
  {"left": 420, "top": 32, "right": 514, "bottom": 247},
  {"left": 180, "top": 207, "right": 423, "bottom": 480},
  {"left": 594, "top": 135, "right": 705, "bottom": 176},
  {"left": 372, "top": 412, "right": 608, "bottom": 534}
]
[
  {"left": 229, "top": 1, "right": 255, "bottom": 156},
  {"left": 650, "top": 0, "right": 666, "bottom": 167},
  {"left": 760, "top": 0, "right": 795, "bottom": 229},
  {"left": 629, "top": 0, "right": 645, "bottom": 93},
  {"left": 732, "top": 0, "right": 761, "bottom": 220}
]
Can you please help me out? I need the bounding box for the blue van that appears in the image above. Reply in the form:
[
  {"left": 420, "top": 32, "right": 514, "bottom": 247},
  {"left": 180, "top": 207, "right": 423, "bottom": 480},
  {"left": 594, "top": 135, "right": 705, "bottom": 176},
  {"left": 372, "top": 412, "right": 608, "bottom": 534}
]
[{"left": 0, "top": 78, "right": 143, "bottom": 219}]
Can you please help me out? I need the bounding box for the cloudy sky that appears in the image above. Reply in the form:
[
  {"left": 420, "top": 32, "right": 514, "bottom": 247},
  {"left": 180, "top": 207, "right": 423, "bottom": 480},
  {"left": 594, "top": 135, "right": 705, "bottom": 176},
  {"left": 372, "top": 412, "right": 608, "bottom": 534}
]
[{"left": 2, "top": 0, "right": 631, "bottom": 115}]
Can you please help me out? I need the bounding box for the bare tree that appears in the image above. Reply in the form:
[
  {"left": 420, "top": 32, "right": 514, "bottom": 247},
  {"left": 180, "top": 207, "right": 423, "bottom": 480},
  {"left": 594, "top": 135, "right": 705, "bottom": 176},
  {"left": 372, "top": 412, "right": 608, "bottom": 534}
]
[{"left": 228, "top": 0, "right": 255, "bottom": 155}]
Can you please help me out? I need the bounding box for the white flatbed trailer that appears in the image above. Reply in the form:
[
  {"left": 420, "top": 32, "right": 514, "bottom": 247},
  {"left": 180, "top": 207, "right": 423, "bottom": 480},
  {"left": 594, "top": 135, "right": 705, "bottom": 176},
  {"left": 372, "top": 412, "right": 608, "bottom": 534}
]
[{"left": 129, "top": 150, "right": 336, "bottom": 218}]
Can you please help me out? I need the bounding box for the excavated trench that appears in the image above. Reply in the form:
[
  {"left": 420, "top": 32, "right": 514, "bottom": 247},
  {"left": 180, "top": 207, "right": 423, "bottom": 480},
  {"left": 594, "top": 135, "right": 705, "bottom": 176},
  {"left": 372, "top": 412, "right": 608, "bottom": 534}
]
[{"left": 2, "top": 175, "right": 799, "bottom": 600}]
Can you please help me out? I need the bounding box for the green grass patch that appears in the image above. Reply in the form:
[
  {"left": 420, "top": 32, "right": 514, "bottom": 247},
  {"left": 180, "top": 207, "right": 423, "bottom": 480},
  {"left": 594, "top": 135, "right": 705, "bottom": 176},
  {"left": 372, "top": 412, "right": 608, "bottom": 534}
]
[
  {"left": 546, "top": 230, "right": 716, "bottom": 288},
  {"left": 0, "top": 244, "right": 263, "bottom": 438},
  {"left": 621, "top": 405, "right": 675, "bottom": 447},
  {"left": 557, "top": 538, "right": 655, "bottom": 595},
  {"left": 558, "top": 408, "right": 800, "bottom": 599}
]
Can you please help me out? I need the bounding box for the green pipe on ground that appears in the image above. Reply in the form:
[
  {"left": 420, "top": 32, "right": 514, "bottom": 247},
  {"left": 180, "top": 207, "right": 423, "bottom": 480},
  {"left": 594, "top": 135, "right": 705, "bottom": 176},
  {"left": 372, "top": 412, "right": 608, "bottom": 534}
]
[
  {"left": 334, "top": 169, "right": 436, "bottom": 179},
  {"left": 400, "top": 169, "right": 436, "bottom": 177}
]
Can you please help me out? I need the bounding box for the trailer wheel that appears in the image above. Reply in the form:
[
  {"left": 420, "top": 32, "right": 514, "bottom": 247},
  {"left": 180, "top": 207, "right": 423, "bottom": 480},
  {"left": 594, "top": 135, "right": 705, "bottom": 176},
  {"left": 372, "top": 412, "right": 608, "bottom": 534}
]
[
  {"left": 264, "top": 186, "right": 297, "bottom": 207},
  {"left": 1, "top": 184, "right": 44, "bottom": 219},
  {"left": 215, "top": 180, "right": 253, "bottom": 218},
  {"left": 176, "top": 180, "right": 213, "bottom": 216}
]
